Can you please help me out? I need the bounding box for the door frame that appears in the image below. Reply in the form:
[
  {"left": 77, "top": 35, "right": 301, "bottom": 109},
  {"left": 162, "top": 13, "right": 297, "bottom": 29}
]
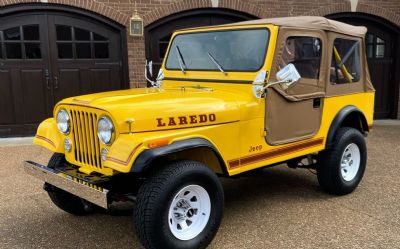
[
  {"left": 327, "top": 12, "right": 400, "bottom": 119},
  {"left": 0, "top": 3, "right": 130, "bottom": 90}
]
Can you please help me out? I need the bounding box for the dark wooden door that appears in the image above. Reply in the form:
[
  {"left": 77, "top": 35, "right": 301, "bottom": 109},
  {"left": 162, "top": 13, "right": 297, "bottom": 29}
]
[
  {"left": 48, "top": 15, "right": 123, "bottom": 104},
  {"left": 0, "top": 14, "right": 53, "bottom": 136},
  {"left": 0, "top": 12, "right": 126, "bottom": 137},
  {"left": 145, "top": 9, "right": 257, "bottom": 81},
  {"left": 365, "top": 28, "right": 395, "bottom": 118},
  {"left": 328, "top": 15, "right": 398, "bottom": 119}
]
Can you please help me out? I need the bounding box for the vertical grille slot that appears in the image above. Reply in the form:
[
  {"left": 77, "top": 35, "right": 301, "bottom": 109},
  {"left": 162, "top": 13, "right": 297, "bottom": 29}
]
[
  {"left": 70, "top": 110, "right": 82, "bottom": 163},
  {"left": 83, "top": 112, "right": 91, "bottom": 165},
  {"left": 79, "top": 111, "right": 88, "bottom": 164},
  {"left": 86, "top": 113, "right": 95, "bottom": 166},
  {"left": 91, "top": 113, "right": 101, "bottom": 167},
  {"left": 69, "top": 108, "right": 102, "bottom": 169}
]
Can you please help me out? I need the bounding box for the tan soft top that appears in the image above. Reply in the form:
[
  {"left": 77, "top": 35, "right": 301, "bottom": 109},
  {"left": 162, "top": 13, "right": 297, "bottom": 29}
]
[{"left": 218, "top": 16, "right": 367, "bottom": 37}]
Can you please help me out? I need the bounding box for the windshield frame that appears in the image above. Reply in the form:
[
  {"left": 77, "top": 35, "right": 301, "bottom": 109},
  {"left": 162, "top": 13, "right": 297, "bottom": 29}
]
[{"left": 164, "top": 27, "right": 271, "bottom": 73}]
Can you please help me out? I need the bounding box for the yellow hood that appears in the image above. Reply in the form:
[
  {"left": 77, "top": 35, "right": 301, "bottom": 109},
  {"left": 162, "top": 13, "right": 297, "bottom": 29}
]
[{"left": 57, "top": 86, "right": 245, "bottom": 134}]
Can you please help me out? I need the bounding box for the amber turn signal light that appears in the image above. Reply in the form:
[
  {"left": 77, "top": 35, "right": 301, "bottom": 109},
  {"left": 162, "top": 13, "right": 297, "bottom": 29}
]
[{"left": 148, "top": 139, "right": 169, "bottom": 149}]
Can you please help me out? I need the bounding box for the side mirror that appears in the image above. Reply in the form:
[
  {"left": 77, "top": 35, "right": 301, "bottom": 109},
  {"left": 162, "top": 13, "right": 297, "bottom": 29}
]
[
  {"left": 251, "top": 64, "right": 301, "bottom": 99},
  {"left": 275, "top": 63, "right": 301, "bottom": 89},
  {"left": 252, "top": 70, "right": 267, "bottom": 99},
  {"left": 145, "top": 60, "right": 163, "bottom": 88},
  {"left": 145, "top": 60, "right": 157, "bottom": 87},
  {"left": 146, "top": 60, "right": 153, "bottom": 77},
  {"left": 156, "top": 68, "right": 164, "bottom": 82}
]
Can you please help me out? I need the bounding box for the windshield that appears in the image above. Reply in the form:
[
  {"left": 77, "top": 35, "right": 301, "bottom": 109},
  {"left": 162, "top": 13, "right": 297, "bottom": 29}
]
[{"left": 165, "top": 29, "right": 269, "bottom": 72}]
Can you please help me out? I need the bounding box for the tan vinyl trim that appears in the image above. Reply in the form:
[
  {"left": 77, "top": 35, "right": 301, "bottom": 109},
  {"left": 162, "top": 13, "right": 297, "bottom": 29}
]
[
  {"left": 270, "top": 27, "right": 328, "bottom": 101},
  {"left": 212, "top": 16, "right": 367, "bottom": 37},
  {"left": 325, "top": 33, "right": 367, "bottom": 96}
]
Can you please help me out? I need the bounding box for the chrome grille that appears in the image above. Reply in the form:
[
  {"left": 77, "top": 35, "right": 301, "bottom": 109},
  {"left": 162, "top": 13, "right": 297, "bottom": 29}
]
[{"left": 69, "top": 109, "right": 102, "bottom": 169}]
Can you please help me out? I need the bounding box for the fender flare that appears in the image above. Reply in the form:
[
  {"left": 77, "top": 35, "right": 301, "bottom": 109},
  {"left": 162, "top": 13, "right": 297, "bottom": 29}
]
[
  {"left": 131, "top": 138, "right": 227, "bottom": 175},
  {"left": 326, "top": 105, "right": 369, "bottom": 147}
]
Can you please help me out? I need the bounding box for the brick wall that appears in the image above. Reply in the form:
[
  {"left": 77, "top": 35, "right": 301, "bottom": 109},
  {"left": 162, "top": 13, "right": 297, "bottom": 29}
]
[
  {"left": 1, "top": 0, "right": 400, "bottom": 117},
  {"left": 1, "top": 0, "right": 399, "bottom": 85}
]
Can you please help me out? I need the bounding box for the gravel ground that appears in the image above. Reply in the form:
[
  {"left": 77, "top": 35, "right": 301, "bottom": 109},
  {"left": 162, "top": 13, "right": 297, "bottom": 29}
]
[{"left": 0, "top": 125, "right": 399, "bottom": 249}]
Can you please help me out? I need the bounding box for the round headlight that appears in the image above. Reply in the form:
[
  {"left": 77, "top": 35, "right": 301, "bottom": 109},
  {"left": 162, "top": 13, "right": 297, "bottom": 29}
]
[
  {"left": 97, "top": 116, "right": 114, "bottom": 145},
  {"left": 56, "top": 109, "right": 70, "bottom": 134}
]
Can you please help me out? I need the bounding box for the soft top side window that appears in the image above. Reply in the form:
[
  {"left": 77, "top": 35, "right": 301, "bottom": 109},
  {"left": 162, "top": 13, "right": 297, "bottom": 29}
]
[
  {"left": 330, "top": 38, "right": 361, "bottom": 84},
  {"left": 280, "top": 36, "right": 322, "bottom": 79}
]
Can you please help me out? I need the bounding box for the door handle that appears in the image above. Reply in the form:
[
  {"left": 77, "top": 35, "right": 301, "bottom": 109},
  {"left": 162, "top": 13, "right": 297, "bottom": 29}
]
[
  {"left": 44, "top": 69, "right": 51, "bottom": 90},
  {"left": 313, "top": 98, "right": 321, "bottom": 108},
  {"left": 54, "top": 76, "right": 59, "bottom": 89}
]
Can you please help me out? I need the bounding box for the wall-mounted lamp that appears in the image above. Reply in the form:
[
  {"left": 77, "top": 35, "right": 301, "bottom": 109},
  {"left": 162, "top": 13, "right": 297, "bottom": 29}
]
[{"left": 129, "top": 4, "right": 143, "bottom": 37}]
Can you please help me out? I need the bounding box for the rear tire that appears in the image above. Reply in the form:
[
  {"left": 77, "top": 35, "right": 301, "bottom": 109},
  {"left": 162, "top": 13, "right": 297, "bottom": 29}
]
[
  {"left": 46, "top": 153, "right": 94, "bottom": 215},
  {"left": 317, "top": 128, "right": 367, "bottom": 195},
  {"left": 134, "top": 160, "right": 224, "bottom": 249}
]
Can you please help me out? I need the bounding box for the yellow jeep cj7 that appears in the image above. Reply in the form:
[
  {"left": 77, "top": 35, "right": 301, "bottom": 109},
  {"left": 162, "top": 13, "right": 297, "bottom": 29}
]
[{"left": 24, "top": 16, "right": 375, "bottom": 249}]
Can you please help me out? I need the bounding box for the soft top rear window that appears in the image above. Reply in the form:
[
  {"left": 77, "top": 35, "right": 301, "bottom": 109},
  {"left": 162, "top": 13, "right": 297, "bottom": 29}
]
[{"left": 165, "top": 29, "right": 269, "bottom": 72}]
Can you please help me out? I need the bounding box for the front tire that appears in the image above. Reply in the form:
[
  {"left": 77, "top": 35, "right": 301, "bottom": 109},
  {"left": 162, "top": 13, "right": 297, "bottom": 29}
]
[
  {"left": 46, "top": 153, "right": 94, "bottom": 215},
  {"left": 317, "top": 127, "right": 367, "bottom": 195},
  {"left": 134, "top": 160, "right": 224, "bottom": 249}
]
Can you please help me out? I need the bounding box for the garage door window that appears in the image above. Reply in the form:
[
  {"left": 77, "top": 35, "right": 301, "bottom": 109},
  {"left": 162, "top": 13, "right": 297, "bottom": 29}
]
[
  {"left": 0, "top": 25, "right": 42, "bottom": 59},
  {"left": 56, "top": 25, "right": 109, "bottom": 59},
  {"left": 366, "top": 33, "right": 386, "bottom": 59}
]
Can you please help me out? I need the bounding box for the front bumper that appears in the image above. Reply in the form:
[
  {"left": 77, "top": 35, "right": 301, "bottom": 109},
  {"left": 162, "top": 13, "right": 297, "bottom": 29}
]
[{"left": 23, "top": 161, "right": 109, "bottom": 209}]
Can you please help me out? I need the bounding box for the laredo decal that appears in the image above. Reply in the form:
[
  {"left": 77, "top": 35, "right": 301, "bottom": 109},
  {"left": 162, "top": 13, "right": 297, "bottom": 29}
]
[{"left": 157, "top": 114, "right": 216, "bottom": 127}]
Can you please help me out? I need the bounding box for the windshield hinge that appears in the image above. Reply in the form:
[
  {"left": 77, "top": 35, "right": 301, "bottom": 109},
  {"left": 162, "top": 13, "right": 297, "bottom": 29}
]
[{"left": 261, "top": 129, "right": 267, "bottom": 137}]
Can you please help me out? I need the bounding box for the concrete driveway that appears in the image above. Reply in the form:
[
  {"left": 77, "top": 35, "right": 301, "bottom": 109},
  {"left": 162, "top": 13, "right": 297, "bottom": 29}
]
[{"left": 1, "top": 124, "right": 399, "bottom": 249}]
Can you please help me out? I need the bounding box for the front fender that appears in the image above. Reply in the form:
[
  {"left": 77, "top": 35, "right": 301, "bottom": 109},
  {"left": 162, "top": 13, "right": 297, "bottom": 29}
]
[
  {"left": 103, "top": 135, "right": 227, "bottom": 174},
  {"left": 131, "top": 137, "right": 226, "bottom": 174},
  {"left": 33, "top": 118, "right": 64, "bottom": 153},
  {"left": 102, "top": 134, "right": 146, "bottom": 173}
]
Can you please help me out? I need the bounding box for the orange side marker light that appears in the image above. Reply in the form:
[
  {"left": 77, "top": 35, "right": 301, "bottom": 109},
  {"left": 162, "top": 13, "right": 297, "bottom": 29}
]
[{"left": 148, "top": 139, "right": 169, "bottom": 149}]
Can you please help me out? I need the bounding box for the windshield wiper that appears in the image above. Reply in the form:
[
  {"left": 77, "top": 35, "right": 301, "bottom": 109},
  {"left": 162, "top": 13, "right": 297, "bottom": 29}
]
[
  {"left": 175, "top": 46, "right": 186, "bottom": 74},
  {"left": 207, "top": 52, "right": 227, "bottom": 75}
]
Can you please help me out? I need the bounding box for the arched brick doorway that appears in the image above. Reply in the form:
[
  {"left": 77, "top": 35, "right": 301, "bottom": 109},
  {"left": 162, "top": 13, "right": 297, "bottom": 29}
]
[
  {"left": 328, "top": 13, "right": 400, "bottom": 119},
  {"left": 145, "top": 8, "right": 258, "bottom": 81},
  {"left": 0, "top": 4, "right": 129, "bottom": 137}
]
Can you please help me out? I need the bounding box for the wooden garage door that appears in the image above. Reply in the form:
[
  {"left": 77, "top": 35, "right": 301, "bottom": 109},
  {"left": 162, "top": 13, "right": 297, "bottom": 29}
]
[{"left": 0, "top": 12, "right": 126, "bottom": 137}]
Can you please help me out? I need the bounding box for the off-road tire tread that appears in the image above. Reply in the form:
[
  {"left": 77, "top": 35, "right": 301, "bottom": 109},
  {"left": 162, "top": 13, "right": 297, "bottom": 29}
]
[
  {"left": 134, "top": 160, "right": 223, "bottom": 249},
  {"left": 317, "top": 127, "right": 367, "bottom": 195}
]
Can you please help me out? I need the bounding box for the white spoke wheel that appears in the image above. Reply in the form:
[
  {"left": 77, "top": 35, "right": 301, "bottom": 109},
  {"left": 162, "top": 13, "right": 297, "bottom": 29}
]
[
  {"left": 168, "top": 185, "right": 211, "bottom": 240},
  {"left": 134, "top": 160, "right": 224, "bottom": 249},
  {"left": 340, "top": 143, "right": 361, "bottom": 181},
  {"left": 317, "top": 127, "right": 367, "bottom": 195}
]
